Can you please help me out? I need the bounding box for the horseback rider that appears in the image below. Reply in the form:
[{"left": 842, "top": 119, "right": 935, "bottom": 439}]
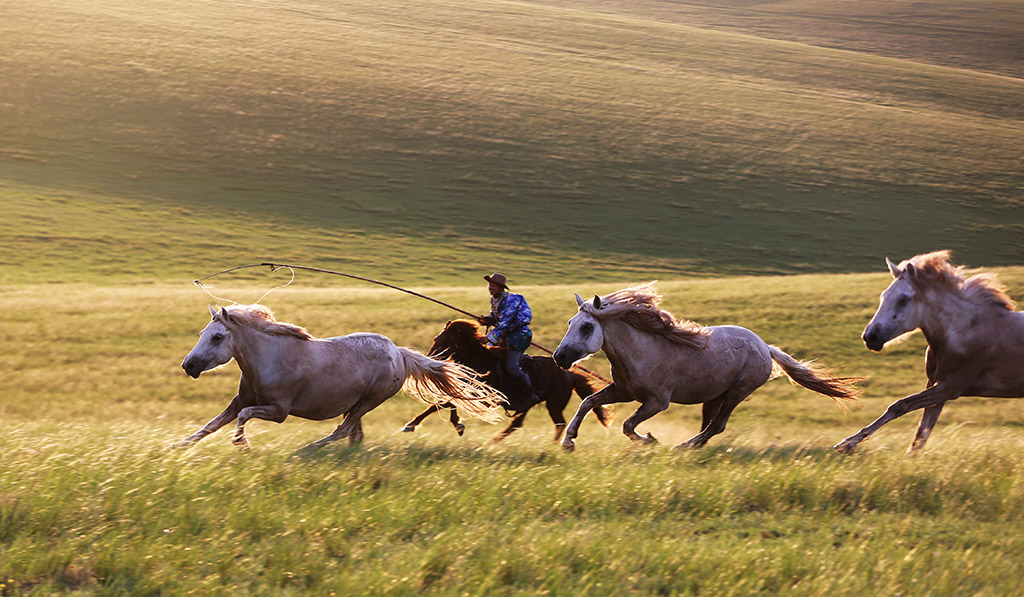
[{"left": 479, "top": 272, "right": 542, "bottom": 409}]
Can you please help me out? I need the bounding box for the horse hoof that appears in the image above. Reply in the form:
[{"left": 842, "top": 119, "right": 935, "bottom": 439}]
[
  {"left": 455, "top": 424, "right": 466, "bottom": 436},
  {"left": 644, "top": 432, "right": 659, "bottom": 445},
  {"left": 833, "top": 439, "right": 858, "bottom": 454},
  {"left": 400, "top": 424, "right": 416, "bottom": 433},
  {"left": 561, "top": 441, "right": 575, "bottom": 453}
]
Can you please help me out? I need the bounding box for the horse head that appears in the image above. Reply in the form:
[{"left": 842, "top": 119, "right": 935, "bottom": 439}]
[
  {"left": 181, "top": 305, "right": 237, "bottom": 378},
  {"left": 862, "top": 257, "right": 927, "bottom": 351},
  {"left": 428, "top": 319, "right": 487, "bottom": 357},
  {"left": 553, "top": 293, "right": 604, "bottom": 369}
]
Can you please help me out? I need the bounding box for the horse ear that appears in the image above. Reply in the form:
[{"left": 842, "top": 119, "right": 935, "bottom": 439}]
[
  {"left": 593, "top": 295, "right": 602, "bottom": 310},
  {"left": 574, "top": 293, "right": 584, "bottom": 307},
  {"left": 219, "top": 307, "right": 234, "bottom": 324},
  {"left": 904, "top": 262, "right": 918, "bottom": 278},
  {"left": 886, "top": 257, "right": 902, "bottom": 278},
  {"left": 208, "top": 304, "right": 218, "bottom": 318}
]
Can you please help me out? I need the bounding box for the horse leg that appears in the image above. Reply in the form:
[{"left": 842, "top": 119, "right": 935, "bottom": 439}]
[
  {"left": 547, "top": 388, "right": 569, "bottom": 443},
  {"left": 349, "top": 419, "right": 364, "bottom": 445},
  {"left": 677, "top": 385, "right": 755, "bottom": 449},
  {"left": 401, "top": 403, "right": 442, "bottom": 433},
  {"left": 622, "top": 397, "right": 670, "bottom": 446},
  {"left": 563, "top": 384, "right": 630, "bottom": 452},
  {"left": 908, "top": 357, "right": 941, "bottom": 453},
  {"left": 172, "top": 395, "right": 243, "bottom": 447},
  {"left": 493, "top": 412, "right": 527, "bottom": 442},
  {"left": 448, "top": 406, "right": 466, "bottom": 436},
  {"left": 908, "top": 403, "right": 945, "bottom": 453},
  {"left": 304, "top": 394, "right": 390, "bottom": 449},
  {"left": 233, "top": 404, "right": 289, "bottom": 449},
  {"left": 834, "top": 383, "right": 961, "bottom": 454}
]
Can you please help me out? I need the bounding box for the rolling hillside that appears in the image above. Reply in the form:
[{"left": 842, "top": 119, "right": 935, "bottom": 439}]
[{"left": 1, "top": 0, "right": 1022, "bottom": 285}]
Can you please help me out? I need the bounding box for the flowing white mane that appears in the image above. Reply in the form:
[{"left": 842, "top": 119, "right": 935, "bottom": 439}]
[
  {"left": 583, "top": 282, "right": 709, "bottom": 350},
  {"left": 220, "top": 304, "right": 314, "bottom": 340},
  {"left": 903, "top": 251, "right": 1016, "bottom": 311}
]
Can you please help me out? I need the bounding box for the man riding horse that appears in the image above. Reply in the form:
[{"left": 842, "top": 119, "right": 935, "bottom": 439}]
[{"left": 479, "top": 272, "right": 542, "bottom": 410}]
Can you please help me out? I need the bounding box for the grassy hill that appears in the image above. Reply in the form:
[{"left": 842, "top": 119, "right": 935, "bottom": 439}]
[{"left": 2, "top": 0, "right": 1022, "bottom": 284}]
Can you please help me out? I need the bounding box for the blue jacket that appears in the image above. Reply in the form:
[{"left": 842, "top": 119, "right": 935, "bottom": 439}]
[{"left": 486, "top": 291, "right": 533, "bottom": 351}]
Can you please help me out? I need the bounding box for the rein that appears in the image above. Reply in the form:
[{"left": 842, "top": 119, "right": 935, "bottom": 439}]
[{"left": 194, "top": 262, "right": 612, "bottom": 385}]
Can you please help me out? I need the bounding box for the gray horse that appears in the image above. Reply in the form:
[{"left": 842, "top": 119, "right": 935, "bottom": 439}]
[
  {"left": 553, "top": 283, "right": 861, "bottom": 451},
  {"left": 836, "top": 251, "right": 1024, "bottom": 453},
  {"left": 178, "top": 305, "right": 503, "bottom": 449}
]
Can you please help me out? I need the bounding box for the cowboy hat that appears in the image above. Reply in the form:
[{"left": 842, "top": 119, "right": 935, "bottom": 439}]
[{"left": 483, "top": 272, "right": 510, "bottom": 289}]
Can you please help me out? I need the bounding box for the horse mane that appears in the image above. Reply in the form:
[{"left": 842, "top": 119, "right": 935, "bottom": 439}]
[
  {"left": 446, "top": 319, "right": 487, "bottom": 342},
  {"left": 220, "top": 304, "right": 314, "bottom": 340},
  {"left": 903, "top": 251, "right": 1016, "bottom": 311},
  {"left": 584, "top": 282, "right": 709, "bottom": 350}
]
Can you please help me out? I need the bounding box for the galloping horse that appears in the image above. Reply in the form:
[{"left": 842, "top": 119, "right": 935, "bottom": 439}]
[
  {"left": 553, "top": 283, "right": 861, "bottom": 451},
  {"left": 835, "top": 251, "right": 1024, "bottom": 453},
  {"left": 401, "top": 319, "right": 612, "bottom": 441},
  {"left": 178, "top": 305, "right": 503, "bottom": 449}
]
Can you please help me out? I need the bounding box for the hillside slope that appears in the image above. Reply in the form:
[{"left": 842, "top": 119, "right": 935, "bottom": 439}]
[{"left": 1, "top": 0, "right": 1021, "bottom": 284}]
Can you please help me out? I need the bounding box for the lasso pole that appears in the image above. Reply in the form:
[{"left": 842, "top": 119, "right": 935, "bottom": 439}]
[{"left": 194, "top": 262, "right": 613, "bottom": 385}]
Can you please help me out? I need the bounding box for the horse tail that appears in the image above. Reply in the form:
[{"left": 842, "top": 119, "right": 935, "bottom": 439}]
[
  {"left": 768, "top": 346, "right": 862, "bottom": 408},
  {"left": 398, "top": 347, "right": 505, "bottom": 423},
  {"left": 570, "top": 370, "right": 614, "bottom": 428}
]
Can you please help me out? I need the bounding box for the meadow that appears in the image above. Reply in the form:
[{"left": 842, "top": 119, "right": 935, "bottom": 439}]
[
  {"left": 2, "top": 0, "right": 1024, "bottom": 593},
  {"left": 3, "top": 272, "right": 1024, "bottom": 594}
]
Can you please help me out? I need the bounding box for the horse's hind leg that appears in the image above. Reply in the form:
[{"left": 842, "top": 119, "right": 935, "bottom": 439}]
[
  {"left": 493, "top": 412, "right": 526, "bottom": 442},
  {"left": 677, "top": 383, "right": 757, "bottom": 449},
  {"left": 305, "top": 394, "right": 390, "bottom": 450}
]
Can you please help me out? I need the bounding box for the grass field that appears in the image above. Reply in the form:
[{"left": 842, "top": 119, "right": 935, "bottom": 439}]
[
  {"left": 3, "top": 272, "right": 1024, "bottom": 594},
  {"left": 2, "top": 0, "right": 1023, "bottom": 594}
]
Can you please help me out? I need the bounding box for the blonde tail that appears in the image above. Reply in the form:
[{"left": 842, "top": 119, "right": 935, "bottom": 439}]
[
  {"left": 398, "top": 348, "right": 505, "bottom": 423},
  {"left": 768, "top": 346, "right": 862, "bottom": 409}
]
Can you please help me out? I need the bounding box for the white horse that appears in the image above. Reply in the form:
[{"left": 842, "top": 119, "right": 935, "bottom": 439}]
[
  {"left": 553, "top": 283, "right": 861, "bottom": 451},
  {"left": 178, "top": 305, "right": 503, "bottom": 449},
  {"left": 835, "top": 251, "right": 1024, "bottom": 453}
]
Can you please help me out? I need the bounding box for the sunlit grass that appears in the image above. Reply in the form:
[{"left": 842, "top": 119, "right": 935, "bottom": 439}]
[{"left": 3, "top": 272, "right": 1024, "bottom": 593}]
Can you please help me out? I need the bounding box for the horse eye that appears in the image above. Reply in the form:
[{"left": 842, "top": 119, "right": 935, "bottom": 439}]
[
  {"left": 211, "top": 333, "right": 224, "bottom": 343},
  {"left": 580, "top": 322, "right": 594, "bottom": 334}
]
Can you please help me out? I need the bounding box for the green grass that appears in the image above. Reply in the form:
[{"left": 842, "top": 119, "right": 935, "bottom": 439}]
[
  {"left": 1, "top": 0, "right": 1022, "bottom": 284},
  {"left": 3, "top": 271, "right": 1024, "bottom": 594}
]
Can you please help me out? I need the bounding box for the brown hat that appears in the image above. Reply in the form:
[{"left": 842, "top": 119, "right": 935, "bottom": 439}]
[{"left": 483, "top": 272, "right": 509, "bottom": 289}]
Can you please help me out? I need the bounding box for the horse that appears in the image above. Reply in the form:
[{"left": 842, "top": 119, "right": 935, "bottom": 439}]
[
  {"left": 400, "top": 319, "right": 612, "bottom": 441},
  {"left": 552, "top": 283, "right": 861, "bottom": 451},
  {"left": 177, "top": 305, "right": 504, "bottom": 450},
  {"left": 835, "top": 251, "right": 1024, "bottom": 453}
]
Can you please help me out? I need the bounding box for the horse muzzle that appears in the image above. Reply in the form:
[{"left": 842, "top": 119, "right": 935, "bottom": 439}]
[
  {"left": 553, "top": 348, "right": 576, "bottom": 370},
  {"left": 182, "top": 358, "right": 205, "bottom": 379},
  {"left": 862, "top": 326, "right": 885, "bottom": 352}
]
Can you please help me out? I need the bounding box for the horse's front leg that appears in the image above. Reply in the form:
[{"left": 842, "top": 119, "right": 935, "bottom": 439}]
[
  {"left": 448, "top": 405, "right": 466, "bottom": 436},
  {"left": 834, "top": 382, "right": 961, "bottom": 454},
  {"left": 401, "top": 403, "right": 442, "bottom": 433},
  {"left": 562, "top": 384, "right": 628, "bottom": 452},
  {"left": 234, "top": 404, "right": 289, "bottom": 449},
  {"left": 622, "top": 396, "right": 670, "bottom": 446},
  {"left": 172, "top": 395, "right": 243, "bottom": 447}
]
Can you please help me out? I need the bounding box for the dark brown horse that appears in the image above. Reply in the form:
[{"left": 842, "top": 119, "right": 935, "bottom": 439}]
[{"left": 401, "top": 319, "right": 613, "bottom": 441}]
